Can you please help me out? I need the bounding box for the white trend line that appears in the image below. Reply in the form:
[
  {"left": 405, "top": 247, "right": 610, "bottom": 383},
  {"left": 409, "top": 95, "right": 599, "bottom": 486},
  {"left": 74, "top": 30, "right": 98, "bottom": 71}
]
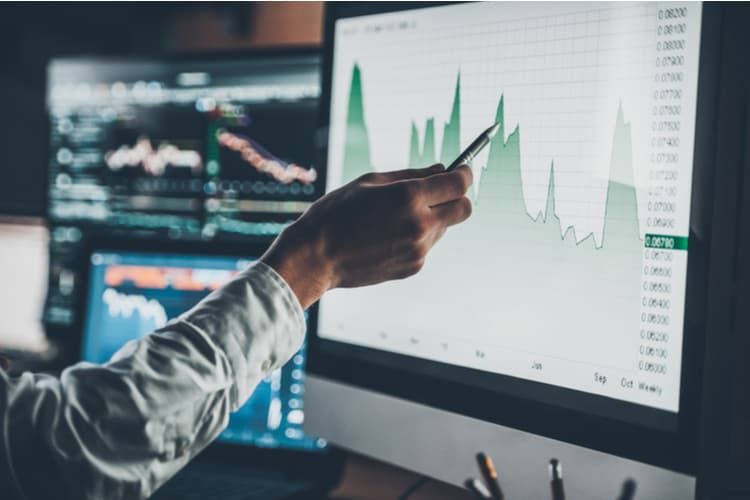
[
  {"left": 105, "top": 137, "right": 203, "bottom": 176},
  {"left": 102, "top": 288, "right": 169, "bottom": 327}
]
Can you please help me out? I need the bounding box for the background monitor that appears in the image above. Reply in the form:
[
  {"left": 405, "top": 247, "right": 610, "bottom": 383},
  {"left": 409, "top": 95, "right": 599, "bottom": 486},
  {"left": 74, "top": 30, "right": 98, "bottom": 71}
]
[
  {"left": 0, "top": 220, "right": 49, "bottom": 353},
  {"left": 43, "top": 51, "right": 321, "bottom": 336},
  {"left": 307, "top": 1, "right": 720, "bottom": 489},
  {"left": 82, "top": 250, "right": 325, "bottom": 452}
]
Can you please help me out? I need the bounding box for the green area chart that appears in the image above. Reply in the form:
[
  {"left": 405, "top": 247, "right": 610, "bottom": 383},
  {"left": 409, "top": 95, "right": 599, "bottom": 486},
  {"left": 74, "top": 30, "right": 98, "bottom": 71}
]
[
  {"left": 340, "top": 62, "right": 664, "bottom": 253},
  {"left": 335, "top": 62, "right": 693, "bottom": 370}
]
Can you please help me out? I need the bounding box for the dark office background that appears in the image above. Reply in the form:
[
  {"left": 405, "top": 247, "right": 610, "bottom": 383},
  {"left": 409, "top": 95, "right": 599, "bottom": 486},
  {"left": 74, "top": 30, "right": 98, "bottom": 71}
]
[{"left": 0, "top": 2, "right": 323, "bottom": 217}]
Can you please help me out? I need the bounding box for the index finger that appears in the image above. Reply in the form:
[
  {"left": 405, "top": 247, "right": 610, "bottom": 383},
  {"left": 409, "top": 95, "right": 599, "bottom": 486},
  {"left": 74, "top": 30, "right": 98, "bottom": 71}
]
[
  {"left": 362, "top": 164, "right": 444, "bottom": 185},
  {"left": 419, "top": 164, "right": 473, "bottom": 206}
]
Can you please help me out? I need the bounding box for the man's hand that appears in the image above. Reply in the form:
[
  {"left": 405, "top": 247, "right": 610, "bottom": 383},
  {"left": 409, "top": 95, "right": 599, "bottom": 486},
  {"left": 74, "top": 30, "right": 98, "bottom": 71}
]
[{"left": 261, "top": 164, "right": 473, "bottom": 308}]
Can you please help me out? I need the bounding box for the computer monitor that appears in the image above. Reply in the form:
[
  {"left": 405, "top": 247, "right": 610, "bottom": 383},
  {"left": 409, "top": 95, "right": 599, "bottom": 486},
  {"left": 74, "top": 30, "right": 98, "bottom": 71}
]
[
  {"left": 0, "top": 219, "right": 49, "bottom": 353},
  {"left": 307, "top": 1, "right": 720, "bottom": 494},
  {"left": 81, "top": 249, "right": 326, "bottom": 452},
  {"left": 43, "top": 51, "right": 321, "bottom": 331}
]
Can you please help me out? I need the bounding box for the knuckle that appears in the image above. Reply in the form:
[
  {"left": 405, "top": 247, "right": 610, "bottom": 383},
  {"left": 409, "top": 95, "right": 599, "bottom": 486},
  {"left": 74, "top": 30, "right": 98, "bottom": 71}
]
[
  {"left": 413, "top": 242, "right": 429, "bottom": 261},
  {"left": 406, "top": 240, "right": 429, "bottom": 262},
  {"left": 399, "top": 181, "right": 422, "bottom": 206},
  {"left": 397, "top": 259, "right": 425, "bottom": 280},
  {"left": 358, "top": 172, "right": 377, "bottom": 184},
  {"left": 404, "top": 215, "right": 430, "bottom": 240},
  {"left": 411, "top": 258, "right": 426, "bottom": 275}
]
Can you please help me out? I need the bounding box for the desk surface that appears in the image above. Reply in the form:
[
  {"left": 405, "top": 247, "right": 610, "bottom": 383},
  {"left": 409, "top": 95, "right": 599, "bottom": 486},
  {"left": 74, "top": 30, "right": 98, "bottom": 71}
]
[{"left": 330, "top": 452, "right": 470, "bottom": 500}]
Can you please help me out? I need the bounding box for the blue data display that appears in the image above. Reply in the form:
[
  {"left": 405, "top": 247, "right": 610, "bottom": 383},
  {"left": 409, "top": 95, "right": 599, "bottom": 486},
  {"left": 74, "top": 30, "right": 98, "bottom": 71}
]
[{"left": 82, "top": 251, "right": 325, "bottom": 451}]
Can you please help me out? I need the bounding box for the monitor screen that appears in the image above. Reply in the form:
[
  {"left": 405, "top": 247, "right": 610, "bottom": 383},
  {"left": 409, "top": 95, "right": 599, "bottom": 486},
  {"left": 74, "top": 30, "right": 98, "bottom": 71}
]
[
  {"left": 0, "top": 221, "right": 48, "bottom": 353},
  {"left": 318, "top": 2, "right": 703, "bottom": 430},
  {"left": 47, "top": 55, "right": 321, "bottom": 238},
  {"left": 82, "top": 250, "right": 326, "bottom": 451},
  {"left": 44, "top": 52, "right": 321, "bottom": 330}
]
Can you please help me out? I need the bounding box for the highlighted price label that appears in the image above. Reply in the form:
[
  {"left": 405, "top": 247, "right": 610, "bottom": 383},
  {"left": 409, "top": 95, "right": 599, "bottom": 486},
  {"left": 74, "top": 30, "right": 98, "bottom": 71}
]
[{"left": 645, "top": 234, "right": 688, "bottom": 250}]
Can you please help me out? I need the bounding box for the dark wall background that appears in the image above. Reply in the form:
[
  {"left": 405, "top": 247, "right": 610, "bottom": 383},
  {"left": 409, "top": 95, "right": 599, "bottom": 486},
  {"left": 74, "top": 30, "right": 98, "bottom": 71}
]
[
  {"left": 0, "top": 4, "right": 170, "bottom": 216},
  {"left": 0, "top": 2, "right": 323, "bottom": 217}
]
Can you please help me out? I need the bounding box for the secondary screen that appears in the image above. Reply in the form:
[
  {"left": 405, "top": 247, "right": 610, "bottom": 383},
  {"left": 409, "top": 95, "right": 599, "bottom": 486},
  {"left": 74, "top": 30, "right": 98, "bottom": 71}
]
[
  {"left": 44, "top": 55, "right": 321, "bottom": 330},
  {"left": 82, "top": 251, "right": 325, "bottom": 451},
  {"left": 319, "top": 2, "right": 702, "bottom": 413},
  {"left": 47, "top": 57, "right": 321, "bottom": 239}
]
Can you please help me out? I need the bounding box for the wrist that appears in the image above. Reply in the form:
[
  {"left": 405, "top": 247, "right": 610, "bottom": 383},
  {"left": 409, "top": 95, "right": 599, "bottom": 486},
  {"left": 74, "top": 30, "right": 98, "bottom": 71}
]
[{"left": 260, "top": 221, "right": 334, "bottom": 309}]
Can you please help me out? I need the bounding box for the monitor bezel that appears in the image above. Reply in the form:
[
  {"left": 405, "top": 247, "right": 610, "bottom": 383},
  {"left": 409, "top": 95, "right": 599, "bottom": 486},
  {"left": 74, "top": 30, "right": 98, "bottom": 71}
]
[{"left": 308, "top": 1, "right": 722, "bottom": 473}]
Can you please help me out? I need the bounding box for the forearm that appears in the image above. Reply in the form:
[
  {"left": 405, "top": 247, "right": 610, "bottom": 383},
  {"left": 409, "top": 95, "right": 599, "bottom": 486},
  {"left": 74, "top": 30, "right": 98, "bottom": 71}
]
[
  {"left": 0, "top": 262, "right": 305, "bottom": 500},
  {"left": 0, "top": 161, "right": 473, "bottom": 499}
]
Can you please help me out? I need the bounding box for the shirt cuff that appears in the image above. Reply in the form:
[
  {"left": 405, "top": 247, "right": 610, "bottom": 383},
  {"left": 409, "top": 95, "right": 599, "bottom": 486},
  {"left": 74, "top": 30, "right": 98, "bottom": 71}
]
[
  {"left": 177, "top": 261, "right": 306, "bottom": 409},
  {"left": 253, "top": 261, "right": 306, "bottom": 337}
]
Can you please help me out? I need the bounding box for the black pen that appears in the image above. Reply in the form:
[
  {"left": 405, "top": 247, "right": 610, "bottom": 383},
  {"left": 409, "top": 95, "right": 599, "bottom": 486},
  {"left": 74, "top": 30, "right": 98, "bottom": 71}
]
[
  {"left": 476, "top": 452, "right": 504, "bottom": 500},
  {"left": 549, "top": 458, "right": 566, "bottom": 500},
  {"left": 446, "top": 122, "right": 501, "bottom": 171},
  {"left": 617, "top": 478, "right": 637, "bottom": 500},
  {"left": 464, "top": 478, "right": 492, "bottom": 499}
]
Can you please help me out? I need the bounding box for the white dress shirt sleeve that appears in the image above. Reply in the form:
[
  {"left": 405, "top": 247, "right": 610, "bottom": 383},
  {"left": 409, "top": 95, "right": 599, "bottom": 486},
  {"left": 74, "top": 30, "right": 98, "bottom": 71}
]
[{"left": 0, "top": 261, "right": 306, "bottom": 500}]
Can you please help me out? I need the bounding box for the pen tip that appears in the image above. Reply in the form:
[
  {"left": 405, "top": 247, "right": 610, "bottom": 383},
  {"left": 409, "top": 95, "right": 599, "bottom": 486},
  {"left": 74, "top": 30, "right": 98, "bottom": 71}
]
[{"left": 487, "top": 122, "right": 501, "bottom": 138}]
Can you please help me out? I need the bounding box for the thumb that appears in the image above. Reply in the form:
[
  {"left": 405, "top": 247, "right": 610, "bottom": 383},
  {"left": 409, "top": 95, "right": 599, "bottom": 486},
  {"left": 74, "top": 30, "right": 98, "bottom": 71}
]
[{"left": 360, "top": 164, "right": 445, "bottom": 185}]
